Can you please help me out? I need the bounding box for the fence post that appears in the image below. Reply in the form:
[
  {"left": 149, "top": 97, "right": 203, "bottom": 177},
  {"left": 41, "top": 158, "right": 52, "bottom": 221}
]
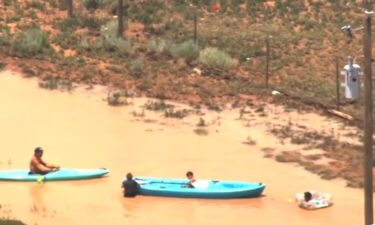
[
  {"left": 335, "top": 57, "right": 340, "bottom": 110},
  {"left": 265, "top": 36, "right": 270, "bottom": 87},
  {"left": 117, "top": 0, "right": 124, "bottom": 38},
  {"left": 67, "top": 0, "right": 73, "bottom": 17}
]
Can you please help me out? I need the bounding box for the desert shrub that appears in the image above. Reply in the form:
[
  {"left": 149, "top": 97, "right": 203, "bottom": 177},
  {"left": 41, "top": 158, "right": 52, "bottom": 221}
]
[
  {"left": 129, "top": 59, "right": 144, "bottom": 78},
  {"left": 99, "top": 20, "right": 134, "bottom": 54},
  {"left": 147, "top": 39, "right": 170, "bottom": 54},
  {"left": 164, "top": 109, "right": 190, "bottom": 119},
  {"left": 128, "top": 0, "right": 164, "bottom": 25},
  {"left": 81, "top": 0, "right": 114, "bottom": 9},
  {"left": 0, "top": 219, "right": 27, "bottom": 225},
  {"left": 61, "top": 56, "right": 86, "bottom": 67},
  {"left": 54, "top": 31, "right": 80, "bottom": 49},
  {"left": 26, "top": 1, "right": 45, "bottom": 10},
  {"left": 2, "top": 0, "right": 12, "bottom": 6},
  {"left": 168, "top": 40, "right": 199, "bottom": 61},
  {"left": 47, "top": 0, "right": 58, "bottom": 7},
  {"left": 79, "top": 35, "right": 94, "bottom": 50},
  {"left": 81, "top": 0, "right": 98, "bottom": 9},
  {"left": 164, "top": 18, "right": 184, "bottom": 31},
  {"left": 79, "top": 34, "right": 103, "bottom": 52},
  {"left": 55, "top": 17, "right": 80, "bottom": 33},
  {"left": 107, "top": 91, "right": 130, "bottom": 106},
  {"left": 100, "top": 20, "right": 117, "bottom": 36},
  {"left": 12, "top": 27, "right": 53, "bottom": 56},
  {"left": 97, "top": 0, "right": 115, "bottom": 6},
  {"left": 80, "top": 17, "right": 102, "bottom": 30},
  {"left": 0, "top": 25, "right": 11, "bottom": 47},
  {"left": 56, "top": 0, "right": 68, "bottom": 9},
  {"left": 145, "top": 100, "right": 173, "bottom": 111},
  {"left": 194, "top": 128, "right": 208, "bottom": 135},
  {"left": 96, "top": 35, "right": 133, "bottom": 54},
  {"left": 5, "top": 14, "right": 22, "bottom": 23},
  {"left": 114, "top": 38, "right": 133, "bottom": 54},
  {"left": 198, "top": 47, "right": 233, "bottom": 70},
  {"left": 190, "top": 0, "right": 211, "bottom": 6}
]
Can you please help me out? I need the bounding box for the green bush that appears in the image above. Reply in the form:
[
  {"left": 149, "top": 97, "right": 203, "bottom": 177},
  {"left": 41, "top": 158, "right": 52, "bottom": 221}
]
[
  {"left": 0, "top": 25, "right": 11, "bottom": 47},
  {"left": 2, "top": 0, "right": 12, "bottom": 6},
  {"left": 168, "top": 40, "right": 199, "bottom": 61},
  {"left": 47, "top": 0, "right": 58, "bottom": 7},
  {"left": 99, "top": 20, "right": 134, "bottom": 54},
  {"left": 79, "top": 35, "right": 93, "bottom": 50},
  {"left": 0, "top": 219, "right": 27, "bottom": 225},
  {"left": 81, "top": 0, "right": 114, "bottom": 9},
  {"left": 129, "top": 59, "right": 144, "bottom": 78},
  {"left": 164, "top": 18, "right": 184, "bottom": 31},
  {"left": 100, "top": 20, "right": 118, "bottom": 37},
  {"left": 128, "top": 0, "right": 164, "bottom": 25},
  {"left": 198, "top": 47, "right": 233, "bottom": 70},
  {"left": 26, "top": 1, "right": 45, "bottom": 10},
  {"left": 6, "top": 14, "right": 22, "bottom": 23},
  {"left": 57, "top": 0, "right": 67, "bottom": 10},
  {"left": 80, "top": 17, "right": 102, "bottom": 30},
  {"left": 12, "top": 27, "right": 53, "bottom": 57},
  {"left": 81, "top": 0, "right": 99, "bottom": 9},
  {"left": 147, "top": 39, "right": 170, "bottom": 54},
  {"left": 55, "top": 17, "right": 80, "bottom": 32},
  {"left": 54, "top": 31, "right": 80, "bottom": 49},
  {"left": 113, "top": 38, "right": 133, "bottom": 54}
]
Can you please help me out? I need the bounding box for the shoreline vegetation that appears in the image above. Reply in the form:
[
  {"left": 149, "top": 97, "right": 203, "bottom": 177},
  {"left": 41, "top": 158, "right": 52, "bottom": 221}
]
[
  {"left": 0, "top": 219, "right": 26, "bottom": 225},
  {"left": 0, "top": 1, "right": 367, "bottom": 115}
]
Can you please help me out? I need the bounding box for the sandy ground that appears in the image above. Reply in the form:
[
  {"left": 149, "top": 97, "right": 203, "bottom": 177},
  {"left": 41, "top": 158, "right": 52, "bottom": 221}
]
[{"left": 0, "top": 70, "right": 365, "bottom": 225}]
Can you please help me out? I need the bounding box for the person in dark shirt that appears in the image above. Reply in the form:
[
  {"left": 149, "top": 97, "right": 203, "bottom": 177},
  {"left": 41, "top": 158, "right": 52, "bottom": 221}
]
[{"left": 122, "top": 173, "right": 139, "bottom": 197}]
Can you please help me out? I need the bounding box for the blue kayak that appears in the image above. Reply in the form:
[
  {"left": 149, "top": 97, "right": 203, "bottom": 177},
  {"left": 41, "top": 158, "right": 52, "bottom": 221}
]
[
  {"left": 134, "top": 177, "right": 265, "bottom": 199},
  {"left": 0, "top": 168, "right": 109, "bottom": 181}
]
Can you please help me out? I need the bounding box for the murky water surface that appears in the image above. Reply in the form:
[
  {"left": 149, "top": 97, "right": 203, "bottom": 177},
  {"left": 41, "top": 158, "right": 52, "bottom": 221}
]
[{"left": 0, "top": 71, "right": 363, "bottom": 225}]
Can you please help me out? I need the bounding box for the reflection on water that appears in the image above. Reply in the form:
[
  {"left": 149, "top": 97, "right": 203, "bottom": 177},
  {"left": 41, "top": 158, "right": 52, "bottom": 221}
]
[
  {"left": 0, "top": 71, "right": 364, "bottom": 225},
  {"left": 30, "top": 184, "right": 44, "bottom": 214}
]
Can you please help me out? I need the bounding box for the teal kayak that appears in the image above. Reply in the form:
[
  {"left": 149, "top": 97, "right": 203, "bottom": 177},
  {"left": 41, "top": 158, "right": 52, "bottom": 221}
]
[
  {"left": 134, "top": 177, "right": 265, "bottom": 199},
  {"left": 0, "top": 168, "right": 109, "bottom": 181}
]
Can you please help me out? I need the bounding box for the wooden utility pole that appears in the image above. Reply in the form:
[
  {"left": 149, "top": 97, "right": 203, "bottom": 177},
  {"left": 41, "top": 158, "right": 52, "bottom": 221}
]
[
  {"left": 335, "top": 57, "right": 340, "bottom": 110},
  {"left": 67, "top": 0, "right": 73, "bottom": 17},
  {"left": 117, "top": 0, "right": 124, "bottom": 37},
  {"left": 363, "top": 2, "right": 373, "bottom": 225},
  {"left": 265, "top": 36, "right": 270, "bottom": 87}
]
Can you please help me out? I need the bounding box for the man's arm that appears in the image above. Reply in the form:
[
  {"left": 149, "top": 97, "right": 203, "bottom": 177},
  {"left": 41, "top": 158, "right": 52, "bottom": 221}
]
[
  {"left": 32, "top": 158, "right": 52, "bottom": 172},
  {"left": 41, "top": 159, "right": 59, "bottom": 170}
]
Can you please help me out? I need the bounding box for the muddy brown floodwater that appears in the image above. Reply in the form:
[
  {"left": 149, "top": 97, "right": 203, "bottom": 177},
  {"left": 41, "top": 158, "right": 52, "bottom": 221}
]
[{"left": 0, "top": 70, "right": 364, "bottom": 225}]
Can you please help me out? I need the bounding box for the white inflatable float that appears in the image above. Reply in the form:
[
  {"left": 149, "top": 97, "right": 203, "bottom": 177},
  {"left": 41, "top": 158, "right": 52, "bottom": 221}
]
[{"left": 295, "top": 191, "right": 333, "bottom": 210}]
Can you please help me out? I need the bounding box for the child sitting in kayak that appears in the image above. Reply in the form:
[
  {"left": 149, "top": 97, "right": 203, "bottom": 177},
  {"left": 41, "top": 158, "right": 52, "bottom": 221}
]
[
  {"left": 29, "top": 147, "right": 59, "bottom": 175},
  {"left": 184, "top": 171, "right": 196, "bottom": 188}
]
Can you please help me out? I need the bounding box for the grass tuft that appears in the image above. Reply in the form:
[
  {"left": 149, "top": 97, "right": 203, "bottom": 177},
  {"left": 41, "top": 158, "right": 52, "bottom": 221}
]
[
  {"left": 12, "top": 27, "right": 53, "bottom": 57},
  {"left": 199, "top": 47, "right": 234, "bottom": 70}
]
